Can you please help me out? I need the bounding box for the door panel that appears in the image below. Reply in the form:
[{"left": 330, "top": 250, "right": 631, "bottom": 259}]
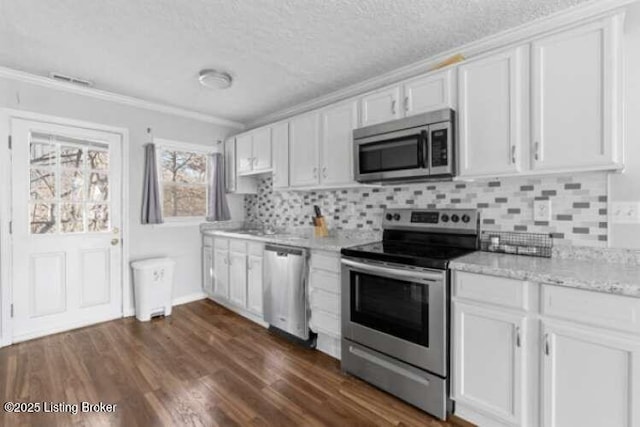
[
  {"left": 213, "top": 248, "right": 229, "bottom": 298},
  {"left": 360, "top": 86, "right": 401, "bottom": 127},
  {"left": 289, "top": 112, "right": 320, "bottom": 187},
  {"left": 203, "top": 246, "right": 213, "bottom": 295},
  {"left": 247, "top": 255, "right": 263, "bottom": 315},
  {"left": 272, "top": 121, "right": 289, "bottom": 189},
  {"left": 235, "top": 134, "right": 253, "bottom": 174},
  {"left": 229, "top": 251, "right": 247, "bottom": 307},
  {"left": 321, "top": 100, "right": 357, "bottom": 186},
  {"left": 404, "top": 69, "right": 455, "bottom": 116},
  {"left": 252, "top": 127, "right": 272, "bottom": 171},
  {"left": 11, "top": 118, "right": 122, "bottom": 342}
]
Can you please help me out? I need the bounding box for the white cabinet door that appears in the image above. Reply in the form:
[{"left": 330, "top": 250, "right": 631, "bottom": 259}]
[
  {"left": 247, "top": 255, "right": 263, "bottom": 315},
  {"left": 403, "top": 69, "right": 455, "bottom": 116},
  {"left": 228, "top": 251, "right": 247, "bottom": 307},
  {"left": 272, "top": 121, "right": 289, "bottom": 189},
  {"left": 453, "top": 301, "right": 527, "bottom": 426},
  {"left": 235, "top": 133, "right": 253, "bottom": 174},
  {"left": 252, "top": 127, "right": 272, "bottom": 172},
  {"left": 289, "top": 112, "right": 320, "bottom": 187},
  {"left": 213, "top": 248, "right": 229, "bottom": 299},
  {"left": 202, "top": 246, "right": 213, "bottom": 295},
  {"left": 541, "top": 320, "right": 640, "bottom": 427},
  {"left": 360, "top": 85, "right": 401, "bottom": 127},
  {"left": 531, "top": 17, "right": 622, "bottom": 171},
  {"left": 321, "top": 100, "right": 358, "bottom": 186},
  {"left": 458, "top": 46, "right": 528, "bottom": 177}
]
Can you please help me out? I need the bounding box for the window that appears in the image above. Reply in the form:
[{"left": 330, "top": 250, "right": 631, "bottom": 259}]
[{"left": 156, "top": 140, "right": 210, "bottom": 221}]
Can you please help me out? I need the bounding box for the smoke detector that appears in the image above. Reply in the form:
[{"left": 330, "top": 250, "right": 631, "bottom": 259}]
[
  {"left": 49, "top": 72, "right": 94, "bottom": 87},
  {"left": 198, "top": 69, "right": 233, "bottom": 90}
]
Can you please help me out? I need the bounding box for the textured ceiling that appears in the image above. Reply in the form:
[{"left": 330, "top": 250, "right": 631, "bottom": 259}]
[{"left": 0, "top": 0, "right": 591, "bottom": 124}]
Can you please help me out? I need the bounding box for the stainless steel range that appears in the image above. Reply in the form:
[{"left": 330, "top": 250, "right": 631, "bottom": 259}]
[{"left": 340, "top": 208, "right": 479, "bottom": 420}]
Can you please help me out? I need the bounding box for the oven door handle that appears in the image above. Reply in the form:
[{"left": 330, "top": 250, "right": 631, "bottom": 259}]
[{"left": 341, "top": 258, "right": 443, "bottom": 283}]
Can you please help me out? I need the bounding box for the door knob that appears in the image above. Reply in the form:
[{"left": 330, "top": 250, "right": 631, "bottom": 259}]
[{"left": 111, "top": 238, "right": 119, "bottom": 246}]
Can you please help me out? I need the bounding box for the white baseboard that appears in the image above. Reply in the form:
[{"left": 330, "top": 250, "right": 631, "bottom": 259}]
[{"left": 173, "top": 292, "right": 207, "bottom": 306}]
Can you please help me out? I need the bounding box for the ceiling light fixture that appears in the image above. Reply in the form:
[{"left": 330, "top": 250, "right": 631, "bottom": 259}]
[{"left": 198, "top": 69, "right": 233, "bottom": 90}]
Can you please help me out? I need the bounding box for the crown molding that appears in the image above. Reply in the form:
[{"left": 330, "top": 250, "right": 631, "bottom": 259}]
[
  {"left": 0, "top": 66, "right": 245, "bottom": 130},
  {"left": 248, "top": 0, "right": 637, "bottom": 129}
]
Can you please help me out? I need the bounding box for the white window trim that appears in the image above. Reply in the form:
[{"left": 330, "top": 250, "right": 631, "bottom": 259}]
[{"left": 154, "top": 138, "right": 216, "bottom": 226}]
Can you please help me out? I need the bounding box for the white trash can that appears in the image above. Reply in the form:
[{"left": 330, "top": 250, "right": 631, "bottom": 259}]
[{"left": 131, "top": 257, "right": 175, "bottom": 321}]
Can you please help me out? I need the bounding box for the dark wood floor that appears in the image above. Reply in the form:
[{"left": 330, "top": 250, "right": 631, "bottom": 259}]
[{"left": 0, "top": 299, "right": 471, "bottom": 426}]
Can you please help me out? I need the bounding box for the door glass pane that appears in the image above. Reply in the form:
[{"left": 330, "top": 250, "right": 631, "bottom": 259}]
[
  {"left": 60, "top": 170, "right": 84, "bottom": 201},
  {"left": 30, "top": 169, "right": 56, "bottom": 200},
  {"left": 88, "top": 149, "right": 109, "bottom": 170},
  {"left": 351, "top": 271, "right": 429, "bottom": 346},
  {"left": 88, "top": 172, "right": 109, "bottom": 201},
  {"left": 87, "top": 204, "right": 109, "bottom": 231},
  {"left": 30, "top": 203, "right": 57, "bottom": 234},
  {"left": 60, "top": 146, "right": 84, "bottom": 169},
  {"left": 61, "top": 204, "right": 85, "bottom": 233},
  {"left": 359, "top": 137, "right": 421, "bottom": 173},
  {"left": 30, "top": 142, "right": 57, "bottom": 166}
]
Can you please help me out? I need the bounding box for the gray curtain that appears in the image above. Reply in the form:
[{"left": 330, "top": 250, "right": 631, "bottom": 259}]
[
  {"left": 141, "top": 143, "right": 164, "bottom": 224},
  {"left": 206, "top": 153, "right": 231, "bottom": 221}
]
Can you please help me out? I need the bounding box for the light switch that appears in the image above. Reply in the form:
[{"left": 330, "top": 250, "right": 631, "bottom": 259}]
[
  {"left": 611, "top": 202, "right": 640, "bottom": 224},
  {"left": 533, "top": 199, "right": 552, "bottom": 222}
]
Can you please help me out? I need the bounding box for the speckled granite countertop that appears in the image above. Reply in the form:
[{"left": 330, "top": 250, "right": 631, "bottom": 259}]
[
  {"left": 450, "top": 251, "right": 640, "bottom": 298},
  {"left": 201, "top": 227, "right": 381, "bottom": 252}
]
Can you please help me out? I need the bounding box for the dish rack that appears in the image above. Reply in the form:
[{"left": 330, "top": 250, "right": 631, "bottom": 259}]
[{"left": 480, "top": 231, "right": 552, "bottom": 258}]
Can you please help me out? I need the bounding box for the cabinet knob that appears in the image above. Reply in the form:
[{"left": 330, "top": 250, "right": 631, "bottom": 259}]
[
  {"left": 391, "top": 100, "right": 397, "bottom": 115},
  {"left": 511, "top": 145, "right": 516, "bottom": 164},
  {"left": 322, "top": 166, "right": 328, "bottom": 178},
  {"left": 515, "top": 326, "right": 521, "bottom": 348},
  {"left": 404, "top": 96, "right": 409, "bottom": 112},
  {"left": 534, "top": 142, "right": 540, "bottom": 161},
  {"left": 544, "top": 333, "right": 550, "bottom": 355}
]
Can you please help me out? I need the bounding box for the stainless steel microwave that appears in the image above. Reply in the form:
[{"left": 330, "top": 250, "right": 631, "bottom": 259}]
[{"left": 353, "top": 109, "right": 455, "bottom": 183}]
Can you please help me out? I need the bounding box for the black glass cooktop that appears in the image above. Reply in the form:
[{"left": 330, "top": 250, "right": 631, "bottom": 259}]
[{"left": 341, "top": 240, "right": 476, "bottom": 270}]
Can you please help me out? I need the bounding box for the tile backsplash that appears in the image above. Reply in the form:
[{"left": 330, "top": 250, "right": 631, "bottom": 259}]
[{"left": 244, "top": 172, "right": 608, "bottom": 247}]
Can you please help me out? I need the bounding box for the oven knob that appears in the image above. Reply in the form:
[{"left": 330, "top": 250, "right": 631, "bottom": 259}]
[
  {"left": 462, "top": 214, "right": 471, "bottom": 223},
  {"left": 441, "top": 214, "right": 449, "bottom": 222},
  {"left": 393, "top": 213, "right": 401, "bottom": 221},
  {"left": 385, "top": 213, "right": 393, "bottom": 221},
  {"left": 451, "top": 214, "right": 460, "bottom": 223}
]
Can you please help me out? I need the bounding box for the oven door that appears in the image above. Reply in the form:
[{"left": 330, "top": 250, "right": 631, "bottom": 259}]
[
  {"left": 354, "top": 127, "right": 429, "bottom": 182},
  {"left": 341, "top": 257, "right": 447, "bottom": 376}
]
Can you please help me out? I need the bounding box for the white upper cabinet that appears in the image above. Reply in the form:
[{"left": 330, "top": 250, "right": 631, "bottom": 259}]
[
  {"left": 271, "top": 121, "right": 289, "bottom": 189},
  {"left": 531, "top": 16, "right": 622, "bottom": 171},
  {"left": 458, "top": 45, "right": 528, "bottom": 178},
  {"left": 224, "top": 138, "right": 257, "bottom": 194},
  {"left": 235, "top": 133, "right": 253, "bottom": 174},
  {"left": 290, "top": 111, "right": 321, "bottom": 187},
  {"left": 403, "top": 68, "right": 456, "bottom": 116},
  {"left": 360, "top": 85, "right": 401, "bottom": 127},
  {"left": 321, "top": 100, "right": 358, "bottom": 186}
]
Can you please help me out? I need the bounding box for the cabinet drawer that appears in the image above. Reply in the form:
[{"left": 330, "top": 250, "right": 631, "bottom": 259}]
[
  {"left": 203, "top": 235, "right": 214, "bottom": 247},
  {"left": 214, "top": 238, "right": 229, "bottom": 250},
  {"left": 309, "top": 269, "right": 341, "bottom": 294},
  {"left": 453, "top": 271, "right": 529, "bottom": 310},
  {"left": 311, "top": 310, "right": 341, "bottom": 337},
  {"left": 310, "top": 289, "right": 340, "bottom": 315},
  {"left": 542, "top": 285, "right": 640, "bottom": 335},
  {"left": 229, "top": 239, "right": 247, "bottom": 253},
  {"left": 248, "top": 242, "right": 264, "bottom": 256},
  {"left": 310, "top": 251, "right": 341, "bottom": 273}
]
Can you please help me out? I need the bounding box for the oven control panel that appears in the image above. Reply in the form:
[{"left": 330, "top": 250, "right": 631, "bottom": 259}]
[{"left": 383, "top": 208, "right": 479, "bottom": 232}]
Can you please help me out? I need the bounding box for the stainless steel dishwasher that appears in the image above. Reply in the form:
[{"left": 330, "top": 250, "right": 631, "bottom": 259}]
[{"left": 263, "top": 244, "right": 311, "bottom": 342}]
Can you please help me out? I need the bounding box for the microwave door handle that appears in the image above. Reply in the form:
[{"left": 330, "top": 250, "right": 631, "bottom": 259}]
[{"left": 419, "top": 130, "right": 428, "bottom": 168}]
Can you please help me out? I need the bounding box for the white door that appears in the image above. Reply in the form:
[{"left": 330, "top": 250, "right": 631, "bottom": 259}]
[
  {"left": 403, "top": 69, "right": 455, "bottom": 116},
  {"left": 228, "top": 250, "right": 247, "bottom": 307},
  {"left": 360, "top": 85, "right": 401, "bottom": 127},
  {"left": 202, "top": 246, "right": 213, "bottom": 295},
  {"left": 252, "top": 127, "right": 272, "bottom": 172},
  {"left": 235, "top": 134, "right": 253, "bottom": 174},
  {"left": 247, "top": 254, "right": 263, "bottom": 315},
  {"left": 289, "top": 112, "right": 320, "bottom": 187},
  {"left": 272, "top": 121, "right": 289, "bottom": 189},
  {"left": 11, "top": 118, "right": 123, "bottom": 342},
  {"left": 452, "top": 301, "right": 527, "bottom": 426},
  {"left": 321, "top": 100, "right": 358, "bottom": 186},
  {"left": 541, "top": 320, "right": 640, "bottom": 427},
  {"left": 457, "top": 46, "right": 528, "bottom": 178},
  {"left": 213, "top": 248, "right": 229, "bottom": 298},
  {"left": 531, "top": 18, "right": 620, "bottom": 171}
]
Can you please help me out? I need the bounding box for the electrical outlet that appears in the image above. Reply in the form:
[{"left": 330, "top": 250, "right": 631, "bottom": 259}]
[
  {"left": 533, "top": 199, "right": 552, "bottom": 222},
  {"left": 611, "top": 202, "right": 640, "bottom": 224}
]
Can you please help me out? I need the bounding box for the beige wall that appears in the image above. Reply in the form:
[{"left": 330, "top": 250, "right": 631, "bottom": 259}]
[{"left": 0, "top": 77, "right": 245, "bottom": 319}]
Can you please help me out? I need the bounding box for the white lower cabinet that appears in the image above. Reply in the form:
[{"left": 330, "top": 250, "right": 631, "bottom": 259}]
[
  {"left": 453, "top": 271, "right": 640, "bottom": 427},
  {"left": 453, "top": 301, "right": 527, "bottom": 426},
  {"left": 203, "top": 236, "right": 264, "bottom": 323},
  {"left": 308, "top": 250, "right": 342, "bottom": 359}
]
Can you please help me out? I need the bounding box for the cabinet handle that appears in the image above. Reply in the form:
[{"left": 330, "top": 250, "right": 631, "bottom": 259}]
[
  {"left": 404, "top": 96, "right": 409, "bottom": 112},
  {"left": 391, "top": 100, "right": 397, "bottom": 115},
  {"left": 544, "top": 333, "right": 550, "bottom": 356},
  {"left": 511, "top": 145, "right": 516, "bottom": 164},
  {"left": 322, "top": 166, "right": 327, "bottom": 178},
  {"left": 515, "top": 326, "right": 521, "bottom": 348},
  {"left": 534, "top": 142, "right": 540, "bottom": 161},
  {"left": 313, "top": 167, "right": 318, "bottom": 177}
]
